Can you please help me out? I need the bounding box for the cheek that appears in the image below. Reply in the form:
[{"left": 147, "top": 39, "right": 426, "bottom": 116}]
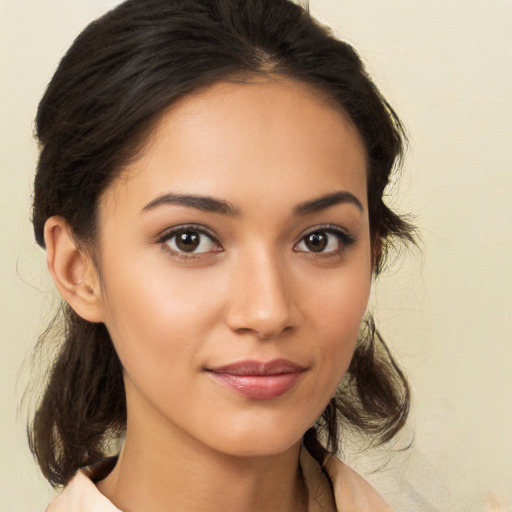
[
  {"left": 97, "top": 255, "right": 224, "bottom": 375},
  {"left": 302, "top": 261, "right": 372, "bottom": 380},
  {"left": 302, "top": 255, "right": 372, "bottom": 333}
]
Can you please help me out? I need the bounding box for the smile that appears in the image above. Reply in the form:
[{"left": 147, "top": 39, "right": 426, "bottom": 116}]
[{"left": 207, "top": 359, "right": 307, "bottom": 400}]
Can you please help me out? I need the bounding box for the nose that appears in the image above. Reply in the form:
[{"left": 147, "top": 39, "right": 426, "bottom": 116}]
[{"left": 225, "top": 249, "right": 298, "bottom": 339}]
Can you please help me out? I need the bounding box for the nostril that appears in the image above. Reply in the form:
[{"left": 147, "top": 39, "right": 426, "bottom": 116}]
[{"left": 227, "top": 308, "right": 296, "bottom": 340}]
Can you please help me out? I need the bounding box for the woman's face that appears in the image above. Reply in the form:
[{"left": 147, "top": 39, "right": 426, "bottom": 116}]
[{"left": 94, "top": 78, "right": 372, "bottom": 457}]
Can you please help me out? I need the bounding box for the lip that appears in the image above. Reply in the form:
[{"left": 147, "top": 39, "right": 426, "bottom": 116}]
[{"left": 207, "top": 359, "right": 306, "bottom": 400}]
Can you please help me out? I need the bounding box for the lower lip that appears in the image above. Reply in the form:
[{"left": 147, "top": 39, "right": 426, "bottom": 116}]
[{"left": 210, "top": 372, "right": 304, "bottom": 400}]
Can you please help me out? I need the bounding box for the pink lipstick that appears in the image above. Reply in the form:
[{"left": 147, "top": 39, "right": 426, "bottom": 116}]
[{"left": 207, "top": 359, "right": 306, "bottom": 400}]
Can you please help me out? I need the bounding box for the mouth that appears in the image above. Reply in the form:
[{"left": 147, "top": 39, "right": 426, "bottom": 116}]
[{"left": 206, "top": 359, "right": 307, "bottom": 400}]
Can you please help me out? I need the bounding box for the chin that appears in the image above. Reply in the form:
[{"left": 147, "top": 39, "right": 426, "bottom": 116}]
[
  {"left": 204, "top": 421, "right": 309, "bottom": 459},
  {"left": 217, "top": 439, "right": 301, "bottom": 459}
]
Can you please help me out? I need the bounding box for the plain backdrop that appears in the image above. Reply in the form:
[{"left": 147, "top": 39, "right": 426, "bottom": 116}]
[{"left": 1, "top": 0, "right": 511, "bottom": 510}]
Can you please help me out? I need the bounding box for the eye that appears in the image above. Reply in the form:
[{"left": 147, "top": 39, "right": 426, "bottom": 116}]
[
  {"left": 159, "top": 226, "right": 221, "bottom": 255},
  {"left": 294, "top": 227, "right": 355, "bottom": 255}
]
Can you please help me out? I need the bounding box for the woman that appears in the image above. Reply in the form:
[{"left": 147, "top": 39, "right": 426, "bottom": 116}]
[{"left": 29, "top": 0, "right": 415, "bottom": 510}]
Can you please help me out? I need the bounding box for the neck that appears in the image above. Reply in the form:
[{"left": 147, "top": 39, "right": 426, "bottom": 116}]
[{"left": 97, "top": 416, "right": 306, "bottom": 512}]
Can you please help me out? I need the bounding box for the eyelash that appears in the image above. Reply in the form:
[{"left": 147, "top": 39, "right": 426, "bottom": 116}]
[
  {"left": 294, "top": 225, "right": 357, "bottom": 258},
  {"left": 156, "top": 223, "right": 356, "bottom": 260},
  {"left": 156, "top": 224, "right": 222, "bottom": 260}
]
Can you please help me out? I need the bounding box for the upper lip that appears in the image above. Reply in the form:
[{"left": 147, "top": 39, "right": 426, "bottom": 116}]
[{"left": 208, "top": 359, "right": 306, "bottom": 376}]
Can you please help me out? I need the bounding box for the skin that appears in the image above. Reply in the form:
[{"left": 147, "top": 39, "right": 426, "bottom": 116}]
[{"left": 46, "top": 77, "right": 373, "bottom": 512}]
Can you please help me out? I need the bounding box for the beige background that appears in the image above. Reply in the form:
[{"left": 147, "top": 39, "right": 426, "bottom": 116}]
[{"left": 1, "top": 0, "right": 511, "bottom": 510}]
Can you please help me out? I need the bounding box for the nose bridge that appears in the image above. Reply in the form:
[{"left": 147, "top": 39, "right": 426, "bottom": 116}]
[{"left": 226, "top": 243, "right": 295, "bottom": 338}]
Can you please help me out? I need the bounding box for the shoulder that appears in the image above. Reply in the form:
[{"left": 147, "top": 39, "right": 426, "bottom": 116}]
[
  {"left": 301, "top": 441, "right": 392, "bottom": 512},
  {"left": 323, "top": 452, "right": 392, "bottom": 512},
  {"left": 45, "top": 465, "right": 121, "bottom": 512}
]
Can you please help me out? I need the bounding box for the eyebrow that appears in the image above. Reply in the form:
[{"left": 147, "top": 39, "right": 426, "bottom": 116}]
[
  {"left": 294, "top": 191, "right": 364, "bottom": 216},
  {"left": 142, "top": 193, "right": 239, "bottom": 215},
  {"left": 142, "top": 190, "right": 363, "bottom": 216}
]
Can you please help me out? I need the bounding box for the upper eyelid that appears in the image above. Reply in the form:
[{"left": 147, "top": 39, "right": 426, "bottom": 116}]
[
  {"left": 296, "top": 224, "right": 352, "bottom": 240},
  {"left": 156, "top": 224, "right": 220, "bottom": 243},
  {"left": 294, "top": 225, "right": 357, "bottom": 252},
  {"left": 156, "top": 225, "right": 223, "bottom": 259},
  {"left": 154, "top": 223, "right": 354, "bottom": 246}
]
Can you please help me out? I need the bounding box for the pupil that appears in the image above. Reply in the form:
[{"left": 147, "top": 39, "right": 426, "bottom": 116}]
[
  {"left": 176, "top": 231, "right": 200, "bottom": 252},
  {"left": 306, "top": 232, "right": 327, "bottom": 252}
]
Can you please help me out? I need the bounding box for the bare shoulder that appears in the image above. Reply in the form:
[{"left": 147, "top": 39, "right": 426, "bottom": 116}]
[{"left": 324, "top": 454, "right": 393, "bottom": 512}]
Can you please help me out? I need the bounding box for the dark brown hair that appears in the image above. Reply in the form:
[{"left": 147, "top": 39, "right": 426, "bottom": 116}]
[{"left": 29, "top": 0, "right": 415, "bottom": 487}]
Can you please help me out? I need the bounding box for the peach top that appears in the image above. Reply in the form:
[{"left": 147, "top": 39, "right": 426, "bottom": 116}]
[{"left": 46, "top": 446, "right": 391, "bottom": 512}]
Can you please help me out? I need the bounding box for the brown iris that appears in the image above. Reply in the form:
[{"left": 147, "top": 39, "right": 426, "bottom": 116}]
[
  {"left": 175, "top": 231, "right": 200, "bottom": 252},
  {"left": 304, "top": 232, "right": 328, "bottom": 252}
]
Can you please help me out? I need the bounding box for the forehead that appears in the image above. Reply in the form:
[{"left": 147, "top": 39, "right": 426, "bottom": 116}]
[{"left": 102, "top": 77, "right": 368, "bottom": 216}]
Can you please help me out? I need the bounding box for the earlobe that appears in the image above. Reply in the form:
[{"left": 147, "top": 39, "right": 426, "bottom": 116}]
[{"left": 44, "top": 217, "right": 104, "bottom": 323}]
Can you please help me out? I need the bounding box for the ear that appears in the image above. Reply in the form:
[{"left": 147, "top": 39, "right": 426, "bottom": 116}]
[{"left": 44, "top": 216, "right": 104, "bottom": 323}]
